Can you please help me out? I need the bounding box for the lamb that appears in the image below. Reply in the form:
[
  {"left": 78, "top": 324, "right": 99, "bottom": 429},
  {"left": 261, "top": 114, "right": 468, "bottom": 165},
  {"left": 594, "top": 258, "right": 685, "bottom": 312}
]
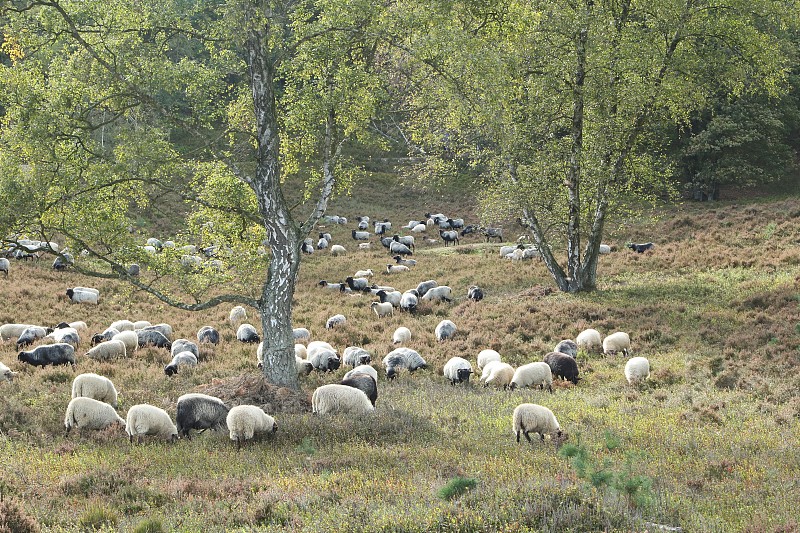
[
  {"left": 309, "top": 347, "right": 341, "bottom": 372},
  {"left": 382, "top": 348, "right": 427, "bottom": 379},
  {"left": 292, "top": 327, "right": 311, "bottom": 343},
  {"left": 343, "top": 364, "right": 378, "bottom": 382},
  {"left": 141, "top": 323, "right": 173, "bottom": 340},
  {"left": 229, "top": 305, "right": 248, "bottom": 327},
  {"left": 476, "top": 349, "right": 501, "bottom": 370},
  {"left": 439, "top": 230, "right": 459, "bottom": 246},
  {"left": 226, "top": 405, "right": 277, "bottom": 449},
  {"left": 435, "top": 320, "right": 457, "bottom": 341},
  {"left": 112, "top": 330, "right": 139, "bottom": 354},
  {"left": 71, "top": 373, "right": 119, "bottom": 407},
  {"left": 443, "top": 357, "right": 473, "bottom": 385},
  {"left": 164, "top": 351, "right": 199, "bottom": 376},
  {"left": 624, "top": 357, "right": 651, "bottom": 385},
  {"left": 18, "top": 343, "right": 75, "bottom": 367},
  {"left": 371, "top": 301, "right": 394, "bottom": 318},
  {"left": 343, "top": 346, "right": 372, "bottom": 367},
  {"left": 1, "top": 361, "right": 19, "bottom": 382},
  {"left": 312, "top": 384, "right": 375, "bottom": 415},
  {"left": 392, "top": 256, "right": 417, "bottom": 267},
  {"left": 351, "top": 229, "right": 371, "bottom": 241},
  {"left": 603, "top": 331, "right": 631, "bottom": 356},
  {"left": 325, "top": 314, "right": 346, "bottom": 329},
  {"left": 197, "top": 326, "right": 220, "bottom": 345},
  {"left": 392, "top": 326, "right": 411, "bottom": 344},
  {"left": 64, "top": 397, "right": 126, "bottom": 436},
  {"left": 136, "top": 329, "right": 172, "bottom": 350},
  {"left": 399, "top": 290, "right": 419, "bottom": 313},
  {"left": 627, "top": 242, "right": 654, "bottom": 253},
  {"left": 330, "top": 244, "right": 346, "bottom": 256},
  {"left": 126, "top": 404, "right": 179, "bottom": 443},
  {"left": 415, "top": 280, "right": 438, "bottom": 297},
  {"left": 467, "top": 285, "right": 484, "bottom": 302},
  {"left": 66, "top": 287, "right": 99, "bottom": 305},
  {"left": 236, "top": 324, "right": 261, "bottom": 344},
  {"left": 483, "top": 362, "right": 515, "bottom": 389},
  {"left": 84, "top": 339, "right": 127, "bottom": 361},
  {"left": 510, "top": 362, "right": 554, "bottom": 393},
  {"left": 16, "top": 325, "right": 51, "bottom": 348},
  {"left": 172, "top": 339, "right": 200, "bottom": 358},
  {"left": 354, "top": 269, "right": 374, "bottom": 278},
  {"left": 345, "top": 276, "right": 371, "bottom": 292},
  {"left": 576, "top": 328, "right": 602, "bottom": 353},
  {"left": 175, "top": 393, "right": 230, "bottom": 439},
  {"left": 421, "top": 286, "right": 453, "bottom": 303},
  {"left": 1, "top": 323, "right": 35, "bottom": 341},
  {"left": 0, "top": 257, "right": 9, "bottom": 277},
  {"left": 543, "top": 352, "right": 581, "bottom": 384},
  {"left": 554, "top": 340, "right": 578, "bottom": 358},
  {"left": 512, "top": 403, "right": 564, "bottom": 443},
  {"left": 341, "top": 373, "right": 378, "bottom": 406}
]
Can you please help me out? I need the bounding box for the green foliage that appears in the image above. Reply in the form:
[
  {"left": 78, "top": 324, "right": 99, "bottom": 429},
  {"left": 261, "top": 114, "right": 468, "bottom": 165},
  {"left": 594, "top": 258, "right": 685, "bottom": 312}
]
[
  {"left": 437, "top": 477, "right": 478, "bottom": 500},
  {"left": 131, "top": 519, "right": 166, "bottom": 533},
  {"left": 77, "top": 504, "right": 118, "bottom": 531}
]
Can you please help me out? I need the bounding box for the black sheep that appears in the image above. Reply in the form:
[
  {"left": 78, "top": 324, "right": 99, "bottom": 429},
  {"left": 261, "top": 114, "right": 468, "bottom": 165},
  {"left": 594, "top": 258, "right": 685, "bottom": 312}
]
[
  {"left": 627, "top": 242, "right": 655, "bottom": 253},
  {"left": 175, "top": 393, "right": 230, "bottom": 439},
  {"left": 340, "top": 374, "right": 378, "bottom": 406},
  {"left": 543, "top": 351, "right": 581, "bottom": 384},
  {"left": 18, "top": 343, "right": 75, "bottom": 367}
]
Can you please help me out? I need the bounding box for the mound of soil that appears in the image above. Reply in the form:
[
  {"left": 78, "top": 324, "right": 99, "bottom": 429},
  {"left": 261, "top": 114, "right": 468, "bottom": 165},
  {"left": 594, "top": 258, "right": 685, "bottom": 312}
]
[{"left": 196, "top": 372, "right": 311, "bottom": 414}]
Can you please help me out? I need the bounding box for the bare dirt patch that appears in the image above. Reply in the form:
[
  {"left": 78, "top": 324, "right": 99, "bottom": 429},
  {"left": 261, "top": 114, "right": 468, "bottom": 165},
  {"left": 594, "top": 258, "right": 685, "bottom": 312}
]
[{"left": 196, "top": 372, "right": 312, "bottom": 414}]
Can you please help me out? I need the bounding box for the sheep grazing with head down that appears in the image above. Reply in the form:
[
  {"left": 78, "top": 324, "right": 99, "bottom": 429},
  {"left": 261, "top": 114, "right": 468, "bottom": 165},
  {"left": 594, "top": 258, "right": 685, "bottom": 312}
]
[
  {"left": 344, "top": 364, "right": 378, "bottom": 382},
  {"left": 72, "top": 373, "right": 120, "bottom": 407},
  {"left": 292, "top": 327, "right": 311, "bottom": 343},
  {"left": 64, "top": 397, "right": 126, "bottom": 437},
  {"left": 476, "top": 349, "right": 501, "bottom": 370},
  {"left": 136, "top": 330, "right": 172, "bottom": 350},
  {"left": 312, "top": 384, "right": 374, "bottom": 415},
  {"left": 112, "top": 331, "right": 139, "bottom": 354},
  {"left": 383, "top": 348, "right": 427, "bottom": 380},
  {"left": 343, "top": 347, "right": 372, "bottom": 367},
  {"left": 90, "top": 327, "right": 120, "bottom": 346},
  {"left": 603, "top": 331, "right": 631, "bottom": 356},
  {"left": 236, "top": 324, "right": 261, "bottom": 344},
  {"left": 126, "top": 404, "right": 179, "bottom": 444},
  {"left": 46, "top": 326, "right": 80, "bottom": 348},
  {"left": 330, "top": 244, "right": 346, "bottom": 256},
  {"left": 422, "top": 286, "right": 453, "bottom": 303},
  {"left": 340, "top": 373, "right": 378, "bottom": 406},
  {"left": 512, "top": 403, "right": 564, "bottom": 444},
  {"left": 142, "top": 323, "right": 173, "bottom": 340},
  {"left": 175, "top": 393, "right": 230, "bottom": 440},
  {"left": 1, "top": 323, "right": 35, "bottom": 341},
  {"left": 624, "top": 357, "right": 651, "bottom": 385},
  {"left": 326, "top": 314, "right": 346, "bottom": 329},
  {"left": 554, "top": 340, "right": 578, "bottom": 359},
  {"left": 18, "top": 343, "right": 75, "bottom": 367},
  {"left": 443, "top": 357, "right": 473, "bottom": 385},
  {"left": 307, "top": 343, "right": 341, "bottom": 372},
  {"left": 197, "top": 326, "right": 220, "bottom": 345},
  {"left": 483, "top": 362, "right": 515, "bottom": 389},
  {"left": 0, "top": 257, "right": 9, "bottom": 277},
  {"left": 392, "top": 326, "right": 411, "bottom": 345},
  {"left": 510, "top": 362, "right": 554, "bottom": 393},
  {"left": 229, "top": 305, "right": 247, "bottom": 328},
  {"left": 84, "top": 340, "right": 127, "bottom": 361},
  {"left": 226, "top": 405, "right": 277, "bottom": 450},
  {"left": 435, "top": 320, "right": 457, "bottom": 341},
  {"left": 164, "top": 351, "right": 198, "bottom": 376},
  {"left": 576, "top": 328, "right": 602, "bottom": 353},
  {"left": 467, "top": 285, "right": 484, "bottom": 302},
  {"left": 1, "top": 361, "right": 19, "bottom": 382},
  {"left": 16, "top": 325, "right": 51, "bottom": 348},
  {"left": 543, "top": 352, "right": 580, "bottom": 385}
]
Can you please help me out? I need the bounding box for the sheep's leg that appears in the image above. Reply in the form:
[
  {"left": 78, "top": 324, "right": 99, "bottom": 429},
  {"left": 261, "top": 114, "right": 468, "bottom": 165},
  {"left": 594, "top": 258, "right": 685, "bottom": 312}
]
[
  {"left": 515, "top": 430, "right": 521, "bottom": 443},
  {"left": 523, "top": 431, "right": 533, "bottom": 443}
]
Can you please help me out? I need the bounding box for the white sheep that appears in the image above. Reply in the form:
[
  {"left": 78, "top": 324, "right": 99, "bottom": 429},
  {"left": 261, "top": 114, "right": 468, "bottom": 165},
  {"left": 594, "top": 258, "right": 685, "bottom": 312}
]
[
  {"left": 479, "top": 360, "right": 502, "bottom": 383},
  {"left": 84, "top": 340, "right": 127, "bottom": 361},
  {"left": 64, "top": 397, "right": 126, "bottom": 436},
  {"left": 126, "top": 404, "right": 178, "bottom": 443},
  {"left": 66, "top": 287, "right": 99, "bottom": 305},
  {"left": 164, "top": 351, "right": 199, "bottom": 376},
  {"left": 386, "top": 264, "right": 410, "bottom": 274},
  {"left": 421, "top": 286, "right": 453, "bottom": 303},
  {"left": 1, "top": 361, "right": 18, "bottom": 382},
  {"left": 0, "top": 257, "right": 9, "bottom": 277},
  {"left": 229, "top": 305, "right": 248, "bottom": 327},
  {"left": 112, "top": 331, "right": 138, "bottom": 354},
  {"left": 358, "top": 242, "right": 371, "bottom": 250},
  {"left": 624, "top": 357, "right": 650, "bottom": 385},
  {"left": 354, "top": 269, "right": 374, "bottom": 278},
  {"left": 477, "top": 349, "right": 501, "bottom": 370},
  {"left": 510, "top": 362, "right": 553, "bottom": 393},
  {"left": 603, "top": 331, "right": 631, "bottom": 356},
  {"left": 292, "top": 327, "right": 311, "bottom": 343},
  {"left": 599, "top": 244, "right": 611, "bottom": 254},
  {"left": 392, "top": 326, "right": 411, "bottom": 345},
  {"left": 1, "top": 323, "right": 35, "bottom": 341},
  {"left": 226, "top": 405, "right": 277, "bottom": 449},
  {"left": 330, "top": 244, "right": 347, "bottom": 256},
  {"left": 512, "top": 403, "right": 563, "bottom": 443},
  {"left": 294, "top": 343, "right": 308, "bottom": 359},
  {"left": 383, "top": 348, "right": 427, "bottom": 379},
  {"left": 484, "top": 362, "right": 515, "bottom": 389},
  {"left": 576, "top": 328, "right": 603, "bottom": 353},
  {"left": 132, "top": 320, "right": 152, "bottom": 330},
  {"left": 325, "top": 314, "right": 346, "bottom": 329},
  {"left": 435, "top": 320, "right": 457, "bottom": 341},
  {"left": 71, "top": 373, "right": 119, "bottom": 407},
  {"left": 110, "top": 319, "right": 136, "bottom": 332},
  {"left": 312, "top": 384, "right": 375, "bottom": 415},
  {"left": 443, "top": 356, "right": 473, "bottom": 385},
  {"left": 370, "top": 301, "right": 394, "bottom": 318},
  {"left": 343, "top": 364, "right": 378, "bottom": 382},
  {"left": 499, "top": 245, "right": 516, "bottom": 258},
  {"left": 306, "top": 341, "right": 335, "bottom": 359}
]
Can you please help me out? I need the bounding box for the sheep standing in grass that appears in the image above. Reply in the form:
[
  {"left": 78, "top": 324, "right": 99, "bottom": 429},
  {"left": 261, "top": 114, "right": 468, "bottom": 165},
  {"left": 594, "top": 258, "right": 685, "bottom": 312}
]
[
  {"left": 510, "top": 362, "right": 553, "bottom": 393},
  {"left": 312, "top": 384, "right": 374, "bottom": 415},
  {"left": 479, "top": 360, "right": 502, "bottom": 383},
  {"left": 172, "top": 339, "right": 200, "bottom": 359},
  {"left": 435, "top": 320, "right": 457, "bottom": 341},
  {"left": 421, "top": 286, "right": 453, "bottom": 303},
  {"left": 477, "top": 349, "right": 501, "bottom": 370},
  {"left": 1, "top": 361, "right": 18, "bottom": 382},
  {"left": 136, "top": 330, "right": 172, "bottom": 350},
  {"left": 46, "top": 326, "right": 81, "bottom": 348},
  {"left": 554, "top": 340, "right": 578, "bottom": 358},
  {"left": 340, "top": 374, "right": 378, "bottom": 406},
  {"left": 624, "top": 357, "right": 651, "bottom": 385},
  {"left": 343, "top": 347, "right": 372, "bottom": 367},
  {"left": 197, "top": 326, "right": 220, "bottom": 345},
  {"left": 112, "top": 331, "right": 139, "bottom": 354},
  {"left": 543, "top": 352, "right": 580, "bottom": 384},
  {"left": 399, "top": 290, "right": 419, "bottom": 313},
  {"left": 71, "top": 373, "right": 119, "bottom": 407},
  {"left": 576, "top": 329, "right": 602, "bottom": 353},
  {"left": 142, "top": 323, "right": 173, "bottom": 340},
  {"left": 126, "top": 404, "right": 179, "bottom": 444},
  {"left": 308, "top": 346, "right": 341, "bottom": 372},
  {"left": 236, "top": 324, "right": 261, "bottom": 344},
  {"left": 512, "top": 403, "right": 564, "bottom": 444},
  {"left": 292, "top": 327, "right": 311, "bottom": 343},
  {"left": 175, "top": 393, "right": 230, "bottom": 439},
  {"left": 229, "top": 306, "right": 247, "bottom": 328},
  {"left": 326, "top": 314, "right": 346, "bottom": 329},
  {"left": 16, "top": 326, "right": 51, "bottom": 348},
  {"left": 226, "top": 405, "right": 277, "bottom": 450},
  {"left": 383, "top": 348, "right": 427, "bottom": 379},
  {"left": 330, "top": 244, "right": 346, "bottom": 256},
  {"left": 603, "top": 332, "right": 631, "bottom": 356},
  {"left": 371, "top": 301, "right": 394, "bottom": 318},
  {"left": 0, "top": 257, "right": 9, "bottom": 277},
  {"left": 64, "top": 397, "right": 126, "bottom": 436},
  {"left": 1, "top": 323, "right": 35, "bottom": 341},
  {"left": 392, "top": 327, "right": 411, "bottom": 345},
  {"left": 483, "top": 362, "right": 515, "bottom": 389},
  {"left": 110, "top": 319, "right": 135, "bottom": 332},
  {"left": 18, "top": 343, "right": 75, "bottom": 367},
  {"left": 344, "top": 364, "right": 378, "bottom": 382},
  {"left": 66, "top": 287, "right": 99, "bottom": 305},
  {"left": 164, "top": 351, "right": 199, "bottom": 376},
  {"left": 376, "top": 290, "right": 402, "bottom": 308},
  {"left": 443, "top": 357, "right": 473, "bottom": 385},
  {"left": 90, "top": 327, "right": 120, "bottom": 346},
  {"left": 84, "top": 340, "right": 127, "bottom": 361}
]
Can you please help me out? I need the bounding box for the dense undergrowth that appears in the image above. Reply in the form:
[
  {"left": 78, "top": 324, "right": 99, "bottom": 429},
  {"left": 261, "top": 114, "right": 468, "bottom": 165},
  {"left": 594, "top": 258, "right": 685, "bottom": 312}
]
[{"left": 1, "top": 184, "right": 799, "bottom": 532}]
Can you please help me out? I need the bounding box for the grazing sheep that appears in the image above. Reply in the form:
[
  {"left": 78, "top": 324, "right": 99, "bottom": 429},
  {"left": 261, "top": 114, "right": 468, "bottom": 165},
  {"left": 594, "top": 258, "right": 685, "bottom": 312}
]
[
  {"left": 64, "top": 397, "right": 125, "bottom": 436},
  {"left": 1, "top": 323, "right": 35, "bottom": 341},
  {"left": 343, "top": 346, "right": 372, "bottom": 367},
  {"left": 467, "top": 285, "right": 484, "bottom": 302},
  {"left": 197, "top": 326, "right": 220, "bottom": 345},
  {"left": 352, "top": 230, "right": 371, "bottom": 241},
  {"left": 171, "top": 339, "right": 200, "bottom": 358},
  {"left": 476, "top": 349, "right": 501, "bottom": 370},
  {"left": 499, "top": 245, "right": 516, "bottom": 258},
  {"left": 393, "top": 234, "right": 415, "bottom": 250},
  {"left": 399, "top": 290, "right": 419, "bottom": 313},
  {"left": 627, "top": 242, "right": 654, "bottom": 253},
  {"left": 110, "top": 319, "right": 136, "bottom": 332},
  {"left": 330, "top": 244, "right": 346, "bottom": 256},
  {"left": 16, "top": 325, "right": 51, "bottom": 348},
  {"left": 479, "top": 360, "right": 502, "bottom": 383},
  {"left": 443, "top": 357, "right": 473, "bottom": 385},
  {"left": 136, "top": 330, "right": 172, "bottom": 350},
  {"left": 325, "top": 314, "right": 346, "bottom": 329},
  {"left": 392, "top": 256, "right": 417, "bottom": 267},
  {"left": 358, "top": 242, "right": 371, "bottom": 250},
  {"left": 142, "top": 323, "right": 173, "bottom": 340},
  {"left": 295, "top": 356, "right": 314, "bottom": 376},
  {"left": 66, "top": 287, "right": 99, "bottom": 305},
  {"left": 383, "top": 348, "right": 427, "bottom": 379},
  {"left": 543, "top": 352, "right": 581, "bottom": 384},
  {"left": 317, "top": 237, "right": 329, "bottom": 250},
  {"left": 411, "top": 223, "right": 427, "bottom": 233},
  {"left": 18, "top": 343, "right": 75, "bottom": 367},
  {"left": 554, "top": 340, "right": 578, "bottom": 359},
  {"left": 484, "top": 362, "right": 515, "bottom": 389},
  {"left": 439, "top": 230, "right": 459, "bottom": 246},
  {"left": 374, "top": 290, "right": 401, "bottom": 308},
  {"left": 309, "top": 348, "right": 341, "bottom": 372},
  {"left": 84, "top": 340, "right": 127, "bottom": 361},
  {"left": 236, "top": 324, "right": 261, "bottom": 344},
  {"left": 302, "top": 240, "right": 314, "bottom": 254},
  {"left": 127, "top": 263, "right": 140, "bottom": 276},
  {"left": 294, "top": 343, "right": 308, "bottom": 359},
  {"left": 90, "top": 327, "right": 120, "bottom": 346},
  {"left": 603, "top": 331, "right": 631, "bottom": 356},
  {"left": 312, "top": 384, "right": 374, "bottom": 415},
  {"left": 344, "top": 364, "right": 378, "bottom": 382},
  {"left": 229, "top": 305, "right": 248, "bottom": 327},
  {"left": 175, "top": 393, "right": 230, "bottom": 439},
  {"left": 422, "top": 286, "right": 453, "bottom": 303},
  {"left": 624, "top": 357, "right": 651, "bottom": 385},
  {"left": 307, "top": 340, "right": 335, "bottom": 358},
  {"left": 483, "top": 227, "right": 503, "bottom": 242},
  {"left": 1, "top": 361, "right": 18, "bottom": 382},
  {"left": 71, "top": 373, "right": 119, "bottom": 407},
  {"left": 460, "top": 224, "right": 478, "bottom": 236},
  {"left": 415, "top": 280, "right": 438, "bottom": 297},
  {"left": 599, "top": 244, "right": 612, "bottom": 254},
  {"left": 371, "top": 301, "right": 394, "bottom": 318},
  {"left": 292, "top": 327, "right": 311, "bottom": 343},
  {"left": 227, "top": 405, "right": 277, "bottom": 449},
  {"left": 576, "top": 328, "right": 603, "bottom": 353},
  {"left": 52, "top": 251, "right": 74, "bottom": 271},
  {"left": 388, "top": 241, "right": 413, "bottom": 257},
  {"left": 510, "top": 362, "right": 554, "bottom": 393},
  {"left": 126, "top": 404, "right": 179, "bottom": 443},
  {"left": 46, "top": 326, "right": 80, "bottom": 348},
  {"left": 112, "top": 330, "right": 139, "bottom": 354},
  {"left": 354, "top": 269, "right": 374, "bottom": 278},
  {"left": 392, "top": 326, "right": 411, "bottom": 344},
  {"left": 374, "top": 220, "right": 392, "bottom": 235},
  {"left": 164, "top": 351, "right": 199, "bottom": 376},
  {"left": 341, "top": 373, "right": 378, "bottom": 406},
  {"left": 346, "top": 276, "right": 371, "bottom": 292},
  {"left": 435, "top": 320, "right": 457, "bottom": 341},
  {"left": 512, "top": 403, "right": 563, "bottom": 443},
  {"left": 0, "top": 257, "right": 9, "bottom": 277}
]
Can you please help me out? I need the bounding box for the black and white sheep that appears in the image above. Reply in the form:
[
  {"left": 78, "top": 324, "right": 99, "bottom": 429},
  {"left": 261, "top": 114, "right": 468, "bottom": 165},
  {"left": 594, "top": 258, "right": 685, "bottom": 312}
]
[
  {"left": 345, "top": 276, "right": 371, "bottom": 292},
  {"left": 16, "top": 325, "right": 51, "bottom": 348},
  {"left": 309, "top": 347, "right": 341, "bottom": 372},
  {"left": 392, "top": 256, "right": 417, "bottom": 267},
  {"left": 382, "top": 348, "right": 427, "bottom": 379},
  {"left": 543, "top": 352, "right": 580, "bottom": 384},
  {"left": 624, "top": 357, "right": 650, "bottom": 385},
  {"left": 386, "top": 264, "right": 410, "bottom": 274},
  {"left": 376, "top": 290, "right": 402, "bottom": 308},
  {"left": 374, "top": 220, "right": 392, "bottom": 235},
  {"left": 136, "top": 329, "right": 172, "bottom": 350},
  {"left": 467, "top": 285, "right": 484, "bottom": 302},
  {"left": 317, "top": 236, "right": 329, "bottom": 250},
  {"left": 46, "top": 326, "right": 80, "bottom": 348},
  {"left": 415, "top": 280, "right": 438, "bottom": 297},
  {"left": 175, "top": 393, "right": 230, "bottom": 439},
  {"left": 84, "top": 339, "right": 128, "bottom": 361},
  {"left": 318, "top": 280, "right": 346, "bottom": 292},
  {"left": 66, "top": 287, "right": 99, "bottom": 305},
  {"left": 576, "top": 328, "right": 602, "bottom": 353},
  {"left": 343, "top": 346, "right": 372, "bottom": 367},
  {"left": 483, "top": 227, "right": 503, "bottom": 242},
  {"left": 90, "top": 327, "right": 120, "bottom": 346},
  {"left": 627, "top": 242, "right": 654, "bottom": 253},
  {"left": 439, "top": 230, "right": 459, "bottom": 246},
  {"left": 510, "top": 362, "right": 554, "bottom": 393},
  {"left": 392, "top": 326, "right": 411, "bottom": 344},
  {"left": 340, "top": 373, "right": 378, "bottom": 406},
  {"left": 352, "top": 229, "right": 371, "bottom": 241},
  {"left": 64, "top": 397, "right": 126, "bottom": 436},
  {"left": 554, "top": 340, "right": 578, "bottom": 359},
  {"left": 389, "top": 240, "right": 413, "bottom": 257},
  {"left": 236, "top": 324, "right": 261, "bottom": 344},
  {"left": 171, "top": 339, "right": 199, "bottom": 359},
  {"left": 603, "top": 332, "right": 631, "bottom": 356},
  {"left": 435, "top": 320, "right": 457, "bottom": 341},
  {"left": 399, "top": 290, "right": 419, "bottom": 313},
  {"left": 164, "top": 351, "right": 199, "bottom": 376},
  {"left": 325, "top": 314, "right": 346, "bottom": 329},
  {"left": 1, "top": 361, "right": 18, "bottom": 382},
  {"left": 18, "top": 343, "right": 75, "bottom": 367},
  {"left": 312, "top": 384, "right": 374, "bottom": 415},
  {"left": 197, "top": 326, "right": 220, "bottom": 345},
  {"left": 512, "top": 403, "right": 564, "bottom": 444},
  {"left": 443, "top": 357, "right": 473, "bottom": 385},
  {"left": 72, "top": 373, "right": 119, "bottom": 407},
  {"left": 227, "top": 405, "right": 277, "bottom": 450},
  {"left": 52, "top": 251, "right": 74, "bottom": 271},
  {"left": 126, "top": 404, "right": 179, "bottom": 443}
]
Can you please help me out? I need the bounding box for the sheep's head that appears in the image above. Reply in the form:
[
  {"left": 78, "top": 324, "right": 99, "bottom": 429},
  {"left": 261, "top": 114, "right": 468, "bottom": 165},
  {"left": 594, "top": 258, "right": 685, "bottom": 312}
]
[
  {"left": 457, "top": 368, "right": 473, "bottom": 383},
  {"left": 272, "top": 421, "right": 278, "bottom": 433}
]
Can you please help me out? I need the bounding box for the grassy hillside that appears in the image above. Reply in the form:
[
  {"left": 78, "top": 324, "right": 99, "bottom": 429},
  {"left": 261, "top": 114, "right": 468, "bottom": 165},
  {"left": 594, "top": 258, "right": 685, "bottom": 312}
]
[{"left": 1, "top": 188, "right": 799, "bottom": 532}]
